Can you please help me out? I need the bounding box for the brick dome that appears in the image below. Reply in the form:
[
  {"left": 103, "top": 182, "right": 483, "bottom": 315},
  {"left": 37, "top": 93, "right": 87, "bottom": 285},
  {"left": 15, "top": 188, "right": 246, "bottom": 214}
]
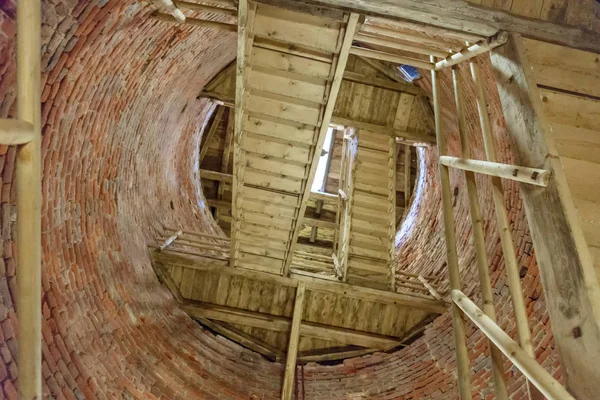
[{"left": 0, "top": 1, "right": 561, "bottom": 398}]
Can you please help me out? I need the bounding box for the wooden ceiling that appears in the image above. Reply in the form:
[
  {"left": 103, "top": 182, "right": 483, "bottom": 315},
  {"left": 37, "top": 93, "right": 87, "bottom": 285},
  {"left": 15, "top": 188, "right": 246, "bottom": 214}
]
[{"left": 146, "top": 0, "right": 505, "bottom": 370}]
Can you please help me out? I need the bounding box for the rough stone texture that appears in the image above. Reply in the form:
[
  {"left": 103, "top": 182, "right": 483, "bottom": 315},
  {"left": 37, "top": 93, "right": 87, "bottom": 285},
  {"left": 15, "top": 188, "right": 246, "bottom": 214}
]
[{"left": 0, "top": 1, "right": 562, "bottom": 399}]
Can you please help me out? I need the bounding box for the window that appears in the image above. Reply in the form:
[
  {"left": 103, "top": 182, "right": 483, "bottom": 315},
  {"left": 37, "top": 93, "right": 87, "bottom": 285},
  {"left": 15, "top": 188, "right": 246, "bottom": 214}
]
[{"left": 311, "top": 127, "right": 335, "bottom": 192}]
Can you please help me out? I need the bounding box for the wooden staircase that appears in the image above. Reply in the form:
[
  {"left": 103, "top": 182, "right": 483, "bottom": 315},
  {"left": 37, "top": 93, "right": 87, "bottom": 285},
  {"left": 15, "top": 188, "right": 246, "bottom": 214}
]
[
  {"left": 231, "top": 3, "right": 360, "bottom": 275},
  {"left": 345, "top": 130, "right": 397, "bottom": 290}
]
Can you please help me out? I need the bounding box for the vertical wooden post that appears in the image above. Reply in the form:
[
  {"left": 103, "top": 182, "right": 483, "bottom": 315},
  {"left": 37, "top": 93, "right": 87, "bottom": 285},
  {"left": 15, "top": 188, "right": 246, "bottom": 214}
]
[
  {"left": 404, "top": 145, "right": 411, "bottom": 207},
  {"left": 491, "top": 34, "right": 600, "bottom": 399},
  {"left": 470, "top": 58, "right": 542, "bottom": 400},
  {"left": 17, "top": 0, "right": 42, "bottom": 398},
  {"left": 452, "top": 67, "right": 508, "bottom": 400},
  {"left": 388, "top": 136, "right": 397, "bottom": 290},
  {"left": 281, "top": 282, "right": 306, "bottom": 400},
  {"left": 431, "top": 58, "right": 472, "bottom": 400}
]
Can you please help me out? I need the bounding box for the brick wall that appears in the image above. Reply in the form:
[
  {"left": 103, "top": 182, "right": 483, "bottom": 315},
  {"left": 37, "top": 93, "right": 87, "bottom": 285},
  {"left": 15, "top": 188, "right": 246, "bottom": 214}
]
[{"left": 0, "top": 1, "right": 561, "bottom": 398}]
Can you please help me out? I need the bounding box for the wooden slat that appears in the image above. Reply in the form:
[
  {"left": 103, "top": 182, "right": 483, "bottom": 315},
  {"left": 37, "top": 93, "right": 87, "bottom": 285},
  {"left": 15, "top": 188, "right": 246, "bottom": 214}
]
[
  {"left": 153, "top": 252, "right": 447, "bottom": 313},
  {"left": 331, "top": 116, "right": 436, "bottom": 146},
  {"left": 253, "top": 4, "right": 341, "bottom": 53},
  {"left": 283, "top": 14, "right": 361, "bottom": 276},
  {"left": 281, "top": 282, "right": 305, "bottom": 400},
  {"left": 491, "top": 33, "right": 600, "bottom": 398}
]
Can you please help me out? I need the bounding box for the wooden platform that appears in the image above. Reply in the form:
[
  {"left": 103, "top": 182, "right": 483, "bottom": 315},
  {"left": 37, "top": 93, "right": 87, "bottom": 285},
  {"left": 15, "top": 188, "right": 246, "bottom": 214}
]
[{"left": 152, "top": 245, "right": 446, "bottom": 363}]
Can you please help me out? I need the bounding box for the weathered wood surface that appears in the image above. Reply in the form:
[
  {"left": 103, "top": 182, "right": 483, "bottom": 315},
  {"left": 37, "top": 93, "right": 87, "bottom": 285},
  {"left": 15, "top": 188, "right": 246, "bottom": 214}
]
[{"left": 492, "top": 33, "right": 600, "bottom": 400}]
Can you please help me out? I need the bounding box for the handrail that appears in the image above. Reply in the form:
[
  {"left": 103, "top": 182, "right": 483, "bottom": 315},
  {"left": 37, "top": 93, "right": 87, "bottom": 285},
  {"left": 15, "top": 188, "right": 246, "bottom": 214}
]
[
  {"left": 439, "top": 156, "right": 550, "bottom": 187},
  {"left": 452, "top": 290, "right": 575, "bottom": 400},
  {"left": 16, "top": 0, "right": 42, "bottom": 398}
]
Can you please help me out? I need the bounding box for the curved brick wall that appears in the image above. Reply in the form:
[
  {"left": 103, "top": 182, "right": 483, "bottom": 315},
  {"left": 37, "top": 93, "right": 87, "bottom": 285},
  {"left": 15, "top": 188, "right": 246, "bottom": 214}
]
[{"left": 0, "top": 1, "right": 561, "bottom": 398}]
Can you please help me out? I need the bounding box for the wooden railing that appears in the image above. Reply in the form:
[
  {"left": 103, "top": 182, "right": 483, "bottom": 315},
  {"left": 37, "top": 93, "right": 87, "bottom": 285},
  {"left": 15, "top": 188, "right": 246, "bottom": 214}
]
[
  {"left": 431, "top": 40, "right": 572, "bottom": 399},
  {"left": 157, "top": 227, "right": 230, "bottom": 263},
  {"left": 2, "top": 1, "right": 43, "bottom": 398},
  {"left": 452, "top": 290, "right": 574, "bottom": 400}
]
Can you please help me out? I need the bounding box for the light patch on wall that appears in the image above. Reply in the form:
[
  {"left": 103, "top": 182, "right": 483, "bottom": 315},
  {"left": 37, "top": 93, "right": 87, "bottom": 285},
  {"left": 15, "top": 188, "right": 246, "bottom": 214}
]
[{"left": 311, "top": 127, "right": 334, "bottom": 192}]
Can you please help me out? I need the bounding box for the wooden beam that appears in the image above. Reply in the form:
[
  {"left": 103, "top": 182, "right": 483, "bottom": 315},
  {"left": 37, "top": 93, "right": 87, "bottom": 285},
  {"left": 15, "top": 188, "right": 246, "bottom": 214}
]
[
  {"left": 197, "top": 90, "right": 235, "bottom": 107},
  {"left": 452, "top": 290, "right": 575, "bottom": 400},
  {"left": 343, "top": 71, "right": 425, "bottom": 96},
  {"left": 354, "top": 33, "right": 449, "bottom": 59},
  {"left": 432, "top": 56, "right": 472, "bottom": 400},
  {"left": 331, "top": 116, "right": 436, "bottom": 146},
  {"left": 302, "top": 0, "right": 600, "bottom": 53},
  {"left": 152, "top": 251, "right": 447, "bottom": 313},
  {"left": 439, "top": 156, "right": 550, "bottom": 187},
  {"left": 303, "top": 216, "right": 336, "bottom": 230},
  {"left": 153, "top": 12, "right": 237, "bottom": 31},
  {"left": 199, "top": 106, "right": 225, "bottom": 163},
  {"left": 150, "top": 0, "right": 185, "bottom": 21},
  {"left": 309, "top": 190, "right": 338, "bottom": 203},
  {"left": 491, "top": 33, "right": 600, "bottom": 399},
  {"left": 350, "top": 47, "right": 435, "bottom": 70},
  {"left": 151, "top": 260, "right": 185, "bottom": 303},
  {"left": 181, "top": 300, "right": 404, "bottom": 349},
  {"left": 230, "top": 0, "right": 253, "bottom": 267},
  {"left": 176, "top": 1, "right": 237, "bottom": 16},
  {"left": 0, "top": 119, "right": 35, "bottom": 145},
  {"left": 435, "top": 32, "right": 508, "bottom": 70},
  {"left": 215, "top": 109, "right": 234, "bottom": 223},
  {"left": 297, "top": 346, "right": 377, "bottom": 363},
  {"left": 197, "top": 317, "right": 284, "bottom": 361},
  {"left": 360, "top": 23, "right": 462, "bottom": 52},
  {"left": 283, "top": 14, "right": 361, "bottom": 276},
  {"left": 159, "top": 230, "right": 182, "bottom": 251},
  {"left": 403, "top": 145, "right": 411, "bottom": 207},
  {"left": 451, "top": 67, "right": 508, "bottom": 399},
  {"left": 17, "top": 0, "right": 42, "bottom": 397},
  {"left": 200, "top": 169, "right": 232, "bottom": 183},
  {"left": 281, "top": 282, "right": 305, "bottom": 400},
  {"left": 207, "top": 198, "right": 231, "bottom": 210}
]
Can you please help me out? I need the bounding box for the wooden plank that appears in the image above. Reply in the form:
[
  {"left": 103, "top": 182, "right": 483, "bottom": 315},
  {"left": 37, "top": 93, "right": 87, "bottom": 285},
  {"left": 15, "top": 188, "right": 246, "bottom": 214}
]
[
  {"left": 281, "top": 282, "right": 305, "bottom": 400},
  {"left": 152, "top": 12, "right": 237, "bottom": 31},
  {"left": 350, "top": 47, "right": 435, "bottom": 70},
  {"left": 432, "top": 55, "right": 472, "bottom": 400},
  {"left": 243, "top": 169, "right": 303, "bottom": 193},
  {"left": 283, "top": 14, "right": 361, "bottom": 276},
  {"left": 199, "top": 317, "right": 284, "bottom": 361},
  {"left": 491, "top": 33, "right": 600, "bottom": 399},
  {"left": 253, "top": 4, "right": 341, "bottom": 53},
  {"left": 245, "top": 113, "right": 316, "bottom": 145},
  {"left": 200, "top": 169, "right": 233, "bottom": 183},
  {"left": 354, "top": 33, "right": 450, "bottom": 58},
  {"left": 453, "top": 291, "right": 575, "bottom": 400},
  {"left": 342, "top": 71, "right": 425, "bottom": 96},
  {"left": 303, "top": 0, "right": 600, "bottom": 53},
  {"left": 549, "top": 123, "right": 600, "bottom": 165},
  {"left": 182, "top": 299, "right": 404, "bottom": 349},
  {"left": 243, "top": 134, "right": 311, "bottom": 163},
  {"left": 331, "top": 116, "right": 436, "bottom": 146},
  {"left": 247, "top": 68, "right": 327, "bottom": 104},
  {"left": 153, "top": 252, "right": 447, "bottom": 313},
  {"left": 230, "top": 0, "right": 255, "bottom": 266},
  {"left": 251, "top": 46, "right": 332, "bottom": 79},
  {"left": 246, "top": 91, "right": 320, "bottom": 125},
  {"left": 523, "top": 38, "right": 600, "bottom": 98},
  {"left": 200, "top": 106, "right": 225, "bottom": 163}
]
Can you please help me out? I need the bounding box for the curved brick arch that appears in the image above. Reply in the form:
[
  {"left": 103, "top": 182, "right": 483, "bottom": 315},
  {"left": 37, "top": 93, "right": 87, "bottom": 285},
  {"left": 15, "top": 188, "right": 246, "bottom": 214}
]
[{"left": 0, "top": 1, "right": 560, "bottom": 398}]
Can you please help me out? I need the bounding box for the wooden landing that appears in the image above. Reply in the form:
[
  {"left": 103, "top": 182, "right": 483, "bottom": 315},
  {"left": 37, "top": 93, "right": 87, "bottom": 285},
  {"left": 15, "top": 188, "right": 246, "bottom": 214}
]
[{"left": 152, "top": 246, "right": 446, "bottom": 363}]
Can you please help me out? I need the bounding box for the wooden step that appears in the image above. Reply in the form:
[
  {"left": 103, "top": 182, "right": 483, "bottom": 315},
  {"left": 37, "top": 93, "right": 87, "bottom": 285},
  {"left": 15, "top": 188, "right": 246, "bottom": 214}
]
[
  {"left": 253, "top": 4, "right": 342, "bottom": 54},
  {"left": 251, "top": 46, "right": 331, "bottom": 80},
  {"left": 245, "top": 113, "right": 316, "bottom": 145},
  {"left": 245, "top": 153, "right": 307, "bottom": 179}
]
